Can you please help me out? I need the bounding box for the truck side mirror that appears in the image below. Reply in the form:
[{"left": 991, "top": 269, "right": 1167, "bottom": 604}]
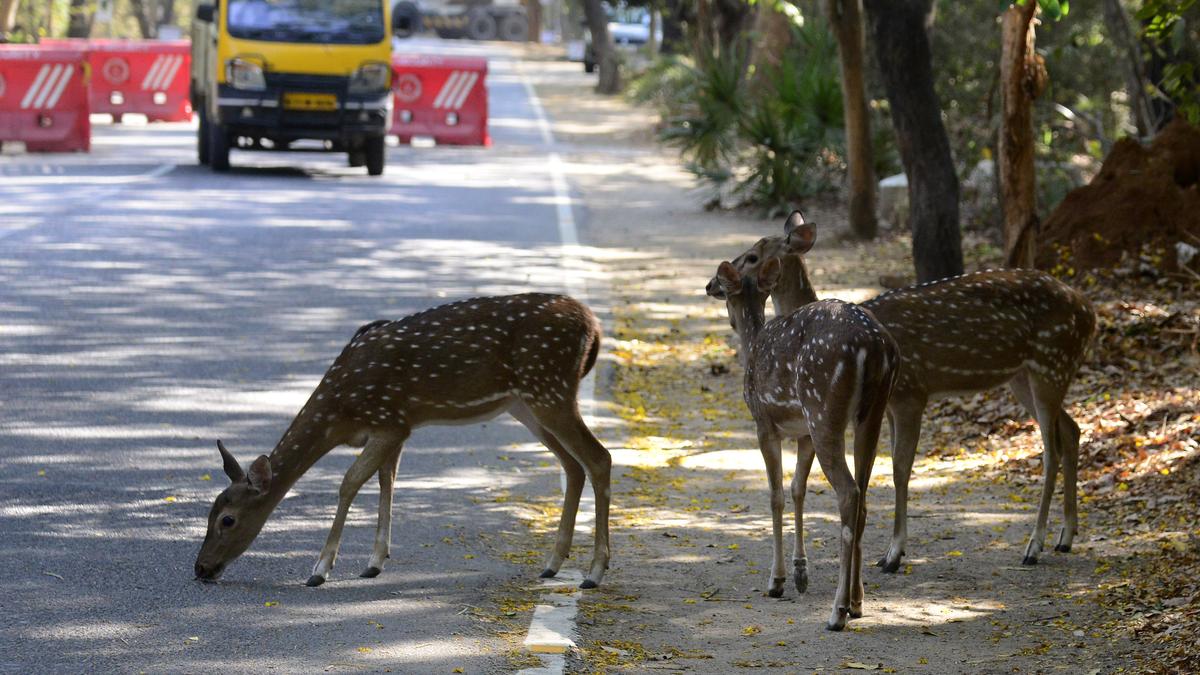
[{"left": 196, "top": 4, "right": 215, "bottom": 22}]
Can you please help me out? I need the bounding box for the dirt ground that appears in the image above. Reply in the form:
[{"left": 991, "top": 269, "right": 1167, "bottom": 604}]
[{"left": 491, "top": 53, "right": 1187, "bottom": 673}]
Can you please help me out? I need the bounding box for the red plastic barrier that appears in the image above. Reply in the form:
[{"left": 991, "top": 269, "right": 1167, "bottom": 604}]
[
  {"left": 0, "top": 46, "right": 90, "bottom": 152},
  {"left": 41, "top": 38, "right": 191, "bottom": 123},
  {"left": 391, "top": 55, "right": 489, "bottom": 147}
]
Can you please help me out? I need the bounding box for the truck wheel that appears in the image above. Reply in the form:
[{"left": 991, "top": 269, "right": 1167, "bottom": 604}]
[
  {"left": 584, "top": 60, "right": 595, "bottom": 73},
  {"left": 466, "top": 10, "right": 497, "bottom": 40},
  {"left": 197, "top": 103, "right": 211, "bottom": 165},
  {"left": 499, "top": 12, "right": 528, "bottom": 41},
  {"left": 209, "top": 121, "right": 231, "bottom": 172},
  {"left": 365, "top": 136, "right": 385, "bottom": 176},
  {"left": 392, "top": 1, "right": 421, "bottom": 37}
]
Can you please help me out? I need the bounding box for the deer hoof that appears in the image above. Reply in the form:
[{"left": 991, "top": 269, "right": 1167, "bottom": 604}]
[
  {"left": 1054, "top": 544, "right": 1071, "bottom": 553},
  {"left": 305, "top": 574, "right": 327, "bottom": 587},
  {"left": 849, "top": 607, "right": 863, "bottom": 619},
  {"left": 879, "top": 557, "right": 901, "bottom": 574},
  {"left": 826, "top": 615, "right": 848, "bottom": 632},
  {"left": 360, "top": 566, "right": 382, "bottom": 578},
  {"left": 579, "top": 579, "right": 598, "bottom": 590},
  {"left": 1021, "top": 554, "right": 1039, "bottom": 566},
  {"left": 767, "top": 580, "right": 786, "bottom": 598},
  {"left": 539, "top": 568, "right": 558, "bottom": 579}
]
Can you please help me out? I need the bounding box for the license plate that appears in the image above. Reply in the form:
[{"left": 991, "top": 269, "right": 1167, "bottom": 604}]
[{"left": 282, "top": 92, "right": 337, "bottom": 111}]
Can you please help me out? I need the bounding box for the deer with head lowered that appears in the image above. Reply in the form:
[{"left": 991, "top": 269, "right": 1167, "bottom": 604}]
[
  {"left": 194, "top": 293, "right": 612, "bottom": 589},
  {"left": 707, "top": 211, "right": 1097, "bottom": 571},
  {"left": 713, "top": 256, "right": 898, "bottom": 630}
]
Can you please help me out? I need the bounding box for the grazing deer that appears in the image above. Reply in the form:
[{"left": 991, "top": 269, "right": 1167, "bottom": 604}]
[
  {"left": 707, "top": 211, "right": 1096, "bottom": 570},
  {"left": 713, "top": 257, "right": 898, "bottom": 630},
  {"left": 194, "top": 293, "right": 612, "bottom": 589}
]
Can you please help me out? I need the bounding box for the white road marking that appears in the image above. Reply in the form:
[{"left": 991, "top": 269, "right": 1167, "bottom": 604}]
[{"left": 516, "top": 62, "right": 590, "bottom": 674}]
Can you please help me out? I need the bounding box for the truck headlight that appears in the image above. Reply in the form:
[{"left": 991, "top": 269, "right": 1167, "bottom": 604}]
[
  {"left": 227, "top": 58, "right": 267, "bottom": 91},
  {"left": 350, "top": 62, "right": 390, "bottom": 94}
]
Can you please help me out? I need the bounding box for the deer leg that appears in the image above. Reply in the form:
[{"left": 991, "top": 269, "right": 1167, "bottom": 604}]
[
  {"left": 307, "top": 435, "right": 396, "bottom": 587},
  {"left": 536, "top": 408, "right": 611, "bottom": 590},
  {"left": 813, "top": 431, "right": 858, "bottom": 631},
  {"left": 850, "top": 399, "right": 886, "bottom": 618},
  {"left": 510, "top": 403, "right": 586, "bottom": 579},
  {"left": 877, "top": 400, "right": 924, "bottom": 573},
  {"left": 1054, "top": 411, "right": 1081, "bottom": 553},
  {"left": 1013, "top": 374, "right": 1064, "bottom": 566},
  {"left": 791, "top": 435, "right": 816, "bottom": 594},
  {"left": 362, "top": 447, "right": 402, "bottom": 578},
  {"left": 755, "top": 430, "right": 787, "bottom": 598}
]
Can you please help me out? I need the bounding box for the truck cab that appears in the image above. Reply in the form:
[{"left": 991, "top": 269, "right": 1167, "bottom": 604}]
[{"left": 191, "top": 0, "right": 393, "bottom": 175}]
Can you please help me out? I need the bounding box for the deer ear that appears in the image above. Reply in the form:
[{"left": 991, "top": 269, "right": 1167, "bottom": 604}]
[
  {"left": 217, "top": 440, "right": 245, "bottom": 484},
  {"left": 716, "top": 261, "right": 742, "bottom": 296},
  {"left": 247, "top": 455, "right": 272, "bottom": 494},
  {"left": 759, "top": 257, "right": 782, "bottom": 292},
  {"left": 705, "top": 275, "right": 728, "bottom": 299},
  {"left": 783, "top": 211, "right": 816, "bottom": 254}
]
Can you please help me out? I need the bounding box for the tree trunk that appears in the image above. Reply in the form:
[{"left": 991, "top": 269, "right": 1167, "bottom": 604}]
[
  {"left": 693, "top": 0, "right": 715, "bottom": 62},
  {"left": 825, "top": 0, "right": 877, "bottom": 240},
  {"left": 713, "top": 0, "right": 751, "bottom": 57},
  {"left": 999, "top": 0, "right": 1045, "bottom": 269},
  {"left": 660, "top": 0, "right": 686, "bottom": 54},
  {"left": 525, "top": 0, "right": 543, "bottom": 42},
  {"left": 67, "top": 0, "right": 94, "bottom": 38},
  {"left": 131, "top": 0, "right": 157, "bottom": 38},
  {"left": 161, "top": 0, "right": 177, "bottom": 28},
  {"left": 747, "top": 0, "right": 793, "bottom": 92},
  {"left": 863, "top": 0, "right": 962, "bottom": 282},
  {"left": 582, "top": 0, "right": 620, "bottom": 93},
  {"left": 1101, "top": 0, "right": 1155, "bottom": 136},
  {"left": 0, "top": 0, "right": 19, "bottom": 36}
]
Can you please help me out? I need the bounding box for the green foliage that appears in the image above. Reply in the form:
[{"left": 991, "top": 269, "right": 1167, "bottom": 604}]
[
  {"left": 630, "top": 17, "right": 851, "bottom": 214},
  {"left": 1138, "top": 0, "right": 1200, "bottom": 123}
]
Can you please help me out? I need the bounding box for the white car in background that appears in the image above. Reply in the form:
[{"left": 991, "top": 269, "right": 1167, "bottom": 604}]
[{"left": 578, "top": 5, "right": 660, "bottom": 73}]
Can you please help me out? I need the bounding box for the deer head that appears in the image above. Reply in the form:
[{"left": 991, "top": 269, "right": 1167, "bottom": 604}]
[
  {"left": 194, "top": 441, "right": 275, "bottom": 581},
  {"left": 715, "top": 257, "right": 782, "bottom": 365},
  {"left": 705, "top": 210, "right": 817, "bottom": 301}
]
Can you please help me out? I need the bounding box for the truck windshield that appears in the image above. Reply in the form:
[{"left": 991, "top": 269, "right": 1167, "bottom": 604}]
[{"left": 227, "top": 0, "right": 385, "bottom": 44}]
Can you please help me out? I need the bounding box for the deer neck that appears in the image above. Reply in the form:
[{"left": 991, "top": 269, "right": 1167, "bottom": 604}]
[
  {"left": 731, "top": 295, "right": 768, "bottom": 367},
  {"left": 262, "top": 399, "right": 351, "bottom": 507},
  {"left": 772, "top": 255, "right": 819, "bottom": 315}
]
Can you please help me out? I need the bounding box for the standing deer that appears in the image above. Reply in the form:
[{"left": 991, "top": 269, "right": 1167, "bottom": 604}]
[
  {"left": 713, "top": 257, "right": 898, "bottom": 630},
  {"left": 194, "top": 293, "right": 612, "bottom": 589},
  {"left": 706, "top": 211, "right": 1096, "bottom": 571}
]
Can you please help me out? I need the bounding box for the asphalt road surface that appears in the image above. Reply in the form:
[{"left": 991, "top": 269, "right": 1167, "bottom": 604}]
[{"left": 0, "top": 39, "right": 583, "bottom": 673}]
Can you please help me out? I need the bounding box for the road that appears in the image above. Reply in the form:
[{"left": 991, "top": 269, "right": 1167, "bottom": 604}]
[{"left": 0, "top": 39, "right": 586, "bottom": 674}]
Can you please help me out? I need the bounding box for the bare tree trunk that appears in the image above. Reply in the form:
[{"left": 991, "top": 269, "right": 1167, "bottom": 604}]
[
  {"left": 0, "top": 0, "right": 19, "bottom": 36},
  {"left": 67, "top": 0, "right": 94, "bottom": 38},
  {"left": 999, "top": 0, "right": 1046, "bottom": 269},
  {"left": 660, "top": 0, "right": 686, "bottom": 54},
  {"left": 694, "top": 0, "right": 715, "bottom": 62},
  {"left": 863, "top": 0, "right": 962, "bottom": 283},
  {"left": 825, "top": 0, "right": 877, "bottom": 240},
  {"left": 161, "top": 0, "right": 177, "bottom": 28},
  {"left": 747, "top": 0, "right": 793, "bottom": 92},
  {"left": 582, "top": 0, "right": 620, "bottom": 93},
  {"left": 713, "top": 0, "right": 751, "bottom": 57},
  {"left": 526, "top": 0, "right": 543, "bottom": 42},
  {"left": 131, "top": 0, "right": 157, "bottom": 38},
  {"left": 1102, "top": 0, "right": 1154, "bottom": 137}
]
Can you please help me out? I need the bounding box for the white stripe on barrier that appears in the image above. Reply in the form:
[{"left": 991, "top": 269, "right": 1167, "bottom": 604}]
[
  {"left": 431, "top": 70, "right": 462, "bottom": 109},
  {"left": 43, "top": 65, "right": 73, "bottom": 109},
  {"left": 141, "top": 55, "right": 165, "bottom": 90},
  {"left": 156, "top": 55, "right": 183, "bottom": 92},
  {"left": 31, "top": 64, "right": 64, "bottom": 109},
  {"left": 448, "top": 71, "right": 478, "bottom": 110},
  {"left": 20, "top": 64, "right": 52, "bottom": 109}
]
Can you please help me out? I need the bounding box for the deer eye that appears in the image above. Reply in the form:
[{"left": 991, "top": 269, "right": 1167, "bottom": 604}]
[
  {"left": 221, "top": 515, "right": 236, "bottom": 528},
  {"left": 746, "top": 255, "right": 759, "bottom": 264}
]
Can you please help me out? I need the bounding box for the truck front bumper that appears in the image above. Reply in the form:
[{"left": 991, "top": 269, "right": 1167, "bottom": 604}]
[{"left": 216, "top": 84, "right": 390, "bottom": 145}]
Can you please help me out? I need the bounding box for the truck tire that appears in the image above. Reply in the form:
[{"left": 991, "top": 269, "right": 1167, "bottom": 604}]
[
  {"left": 365, "top": 136, "right": 385, "bottom": 176},
  {"left": 392, "top": 1, "right": 421, "bottom": 38},
  {"left": 197, "top": 102, "right": 211, "bottom": 165},
  {"left": 209, "top": 121, "right": 231, "bottom": 172},
  {"left": 466, "top": 10, "right": 497, "bottom": 41},
  {"left": 499, "top": 12, "right": 528, "bottom": 41}
]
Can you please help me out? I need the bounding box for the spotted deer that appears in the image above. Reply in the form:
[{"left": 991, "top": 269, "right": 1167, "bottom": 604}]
[
  {"left": 714, "top": 258, "right": 898, "bottom": 630},
  {"left": 707, "top": 211, "right": 1097, "bottom": 571},
  {"left": 194, "top": 293, "right": 612, "bottom": 589}
]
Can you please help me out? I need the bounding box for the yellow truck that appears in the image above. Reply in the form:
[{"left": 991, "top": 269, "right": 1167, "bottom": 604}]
[{"left": 191, "top": 0, "right": 392, "bottom": 174}]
